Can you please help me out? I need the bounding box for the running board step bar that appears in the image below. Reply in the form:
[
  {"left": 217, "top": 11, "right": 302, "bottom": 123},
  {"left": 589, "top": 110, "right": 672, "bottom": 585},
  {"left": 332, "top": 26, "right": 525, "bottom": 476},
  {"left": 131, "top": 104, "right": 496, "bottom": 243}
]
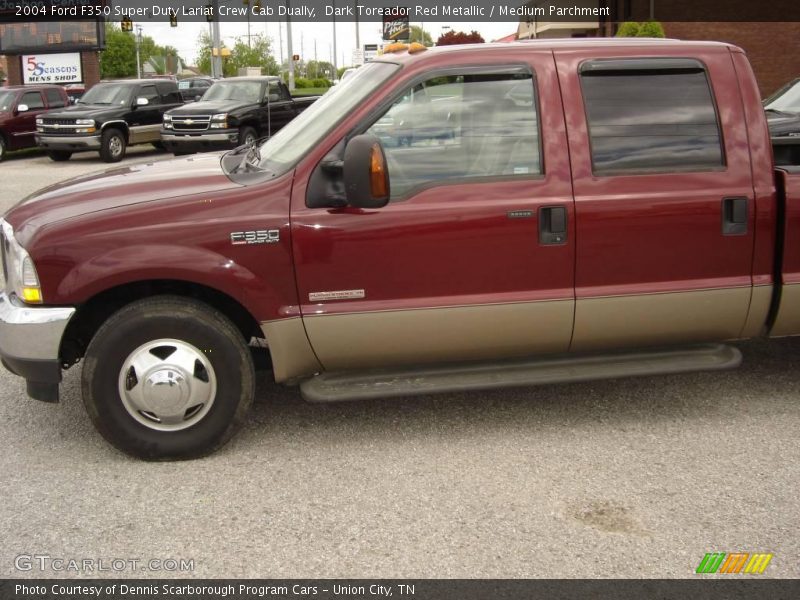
[{"left": 299, "top": 344, "right": 742, "bottom": 402}]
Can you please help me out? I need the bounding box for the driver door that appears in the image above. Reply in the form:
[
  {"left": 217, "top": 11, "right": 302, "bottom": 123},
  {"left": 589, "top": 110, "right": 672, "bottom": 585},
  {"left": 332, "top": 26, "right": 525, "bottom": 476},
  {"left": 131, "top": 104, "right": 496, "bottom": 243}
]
[{"left": 291, "top": 55, "right": 576, "bottom": 371}]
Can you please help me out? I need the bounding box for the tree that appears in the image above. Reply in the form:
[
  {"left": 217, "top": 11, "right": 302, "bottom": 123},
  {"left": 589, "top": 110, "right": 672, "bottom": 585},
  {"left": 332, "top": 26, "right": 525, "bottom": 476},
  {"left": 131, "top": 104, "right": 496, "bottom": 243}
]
[
  {"left": 197, "top": 32, "right": 278, "bottom": 77},
  {"left": 100, "top": 24, "right": 138, "bottom": 78},
  {"left": 616, "top": 21, "right": 665, "bottom": 38},
  {"left": 436, "top": 30, "right": 485, "bottom": 46},
  {"left": 409, "top": 25, "right": 433, "bottom": 47},
  {"left": 637, "top": 21, "right": 666, "bottom": 38}
]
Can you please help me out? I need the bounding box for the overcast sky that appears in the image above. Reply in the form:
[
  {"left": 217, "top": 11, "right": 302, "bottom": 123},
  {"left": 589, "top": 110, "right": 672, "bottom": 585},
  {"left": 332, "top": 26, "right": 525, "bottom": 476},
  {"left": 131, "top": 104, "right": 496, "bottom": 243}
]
[{"left": 139, "top": 19, "right": 516, "bottom": 67}]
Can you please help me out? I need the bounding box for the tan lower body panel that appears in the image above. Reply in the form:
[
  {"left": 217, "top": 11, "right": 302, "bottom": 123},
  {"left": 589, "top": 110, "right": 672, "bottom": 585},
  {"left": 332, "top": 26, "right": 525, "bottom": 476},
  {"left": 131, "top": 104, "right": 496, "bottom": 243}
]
[
  {"left": 260, "top": 317, "right": 322, "bottom": 382},
  {"left": 769, "top": 283, "right": 800, "bottom": 337},
  {"left": 128, "top": 124, "right": 161, "bottom": 144},
  {"left": 303, "top": 300, "right": 574, "bottom": 371},
  {"left": 741, "top": 285, "right": 773, "bottom": 338},
  {"left": 571, "top": 287, "right": 752, "bottom": 352}
]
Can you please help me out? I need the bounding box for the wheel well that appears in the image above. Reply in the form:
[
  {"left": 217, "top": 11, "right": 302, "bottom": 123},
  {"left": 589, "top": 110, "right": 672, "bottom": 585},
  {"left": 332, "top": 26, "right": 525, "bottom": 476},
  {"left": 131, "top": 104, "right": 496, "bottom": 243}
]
[
  {"left": 60, "top": 280, "right": 263, "bottom": 368},
  {"left": 102, "top": 122, "right": 129, "bottom": 142}
]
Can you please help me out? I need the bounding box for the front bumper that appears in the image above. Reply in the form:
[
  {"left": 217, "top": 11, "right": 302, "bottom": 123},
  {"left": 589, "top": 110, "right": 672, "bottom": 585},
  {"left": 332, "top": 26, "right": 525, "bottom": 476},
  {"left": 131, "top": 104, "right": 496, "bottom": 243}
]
[
  {"left": 35, "top": 134, "right": 102, "bottom": 151},
  {"left": 0, "top": 293, "right": 75, "bottom": 403},
  {"left": 161, "top": 130, "right": 239, "bottom": 152}
]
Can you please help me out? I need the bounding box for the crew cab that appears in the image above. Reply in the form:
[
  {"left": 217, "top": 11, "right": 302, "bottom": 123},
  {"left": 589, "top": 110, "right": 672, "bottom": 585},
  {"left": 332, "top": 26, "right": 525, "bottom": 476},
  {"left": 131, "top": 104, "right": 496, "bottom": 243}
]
[
  {"left": 3, "top": 39, "right": 800, "bottom": 459},
  {"left": 34, "top": 79, "right": 183, "bottom": 162},
  {"left": 161, "top": 76, "right": 317, "bottom": 154},
  {"left": 0, "top": 84, "right": 69, "bottom": 161}
]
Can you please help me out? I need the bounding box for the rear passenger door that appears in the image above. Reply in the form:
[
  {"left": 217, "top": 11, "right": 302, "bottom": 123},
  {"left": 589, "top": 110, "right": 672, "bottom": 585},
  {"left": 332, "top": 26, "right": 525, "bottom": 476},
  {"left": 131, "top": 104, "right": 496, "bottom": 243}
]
[
  {"left": 555, "top": 49, "right": 756, "bottom": 351},
  {"left": 292, "top": 55, "right": 576, "bottom": 371}
]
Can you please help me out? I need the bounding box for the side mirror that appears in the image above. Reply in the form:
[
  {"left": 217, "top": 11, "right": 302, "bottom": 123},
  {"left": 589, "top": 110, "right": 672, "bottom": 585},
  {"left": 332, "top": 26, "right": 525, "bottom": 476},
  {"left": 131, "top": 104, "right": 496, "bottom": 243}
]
[
  {"left": 343, "top": 134, "right": 390, "bottom": 209},
  {"left": 195, "top": 94, "right": 202, "bottom": 102},
  {"left": 16, "top": 104, "right": 29, "bottom": 113},
  {"left": 135, "top": 97, "right": 149, "bottom": 107}
]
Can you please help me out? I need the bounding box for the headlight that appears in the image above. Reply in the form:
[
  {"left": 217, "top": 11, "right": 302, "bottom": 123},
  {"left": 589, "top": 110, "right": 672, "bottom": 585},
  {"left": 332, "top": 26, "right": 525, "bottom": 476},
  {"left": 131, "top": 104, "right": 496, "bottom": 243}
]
[
  {"left": 163, "top": 114, "right": 173, "bottom": 130},
  {"left": 209, "top": 113, "right": 228, "bottom": 129},
  {"left": 1, "top": 219, "right": 43, "bottom": 304},
  {"left": 75, "top": 119, "right": 94, "bottom": 126},
  {"left": 36, "top": 117, "right": 44, "bottom": 125}
]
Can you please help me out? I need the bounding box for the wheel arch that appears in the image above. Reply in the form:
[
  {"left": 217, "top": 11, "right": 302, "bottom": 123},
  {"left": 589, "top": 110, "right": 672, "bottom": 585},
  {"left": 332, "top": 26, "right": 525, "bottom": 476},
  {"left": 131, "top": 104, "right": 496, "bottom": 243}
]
[
  {"left": 60, "top": 279, "right": 262, "bottom": 368},
  {"left": 100, "top": 120, "right": 130, "bottom": 141}
]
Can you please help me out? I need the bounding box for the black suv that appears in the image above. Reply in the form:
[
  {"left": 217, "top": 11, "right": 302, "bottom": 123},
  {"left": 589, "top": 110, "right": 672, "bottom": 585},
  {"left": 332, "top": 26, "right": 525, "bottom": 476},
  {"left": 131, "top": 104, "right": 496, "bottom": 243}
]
[
  {"left": 161, "top": 76, "right": 317, "bottom": 155},
  {"left": 35, "top": 79, "right": 183, "bottom": 162}
]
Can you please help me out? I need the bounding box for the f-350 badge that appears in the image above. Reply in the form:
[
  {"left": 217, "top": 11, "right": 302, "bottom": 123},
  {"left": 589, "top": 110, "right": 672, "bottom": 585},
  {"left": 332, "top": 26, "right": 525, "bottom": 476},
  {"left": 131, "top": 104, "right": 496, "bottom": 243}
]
[{"left": 230, "top": 229, "right": 280, "bottom": 245}]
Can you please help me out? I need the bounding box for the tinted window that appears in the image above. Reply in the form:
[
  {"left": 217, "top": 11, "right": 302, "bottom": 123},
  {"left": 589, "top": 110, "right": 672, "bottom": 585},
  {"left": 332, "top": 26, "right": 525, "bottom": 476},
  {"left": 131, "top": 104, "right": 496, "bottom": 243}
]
[
  {"left": 138, "top": 85, "right": 160, "bottom": 105},
  {"left": 44, "top": 88, "right": 66, "bottom": 108},
  {"left": 20, "top": 91, "right": 44, "bottom": 109},
  {"left": 366, "top": 70, "right": 541, "bottom": 200},
  {"left": 580, "top": 64, "right": 723, "bottom": 174},
  {"left": 79, "top": 84, "right": 132, "bottom": 106}
]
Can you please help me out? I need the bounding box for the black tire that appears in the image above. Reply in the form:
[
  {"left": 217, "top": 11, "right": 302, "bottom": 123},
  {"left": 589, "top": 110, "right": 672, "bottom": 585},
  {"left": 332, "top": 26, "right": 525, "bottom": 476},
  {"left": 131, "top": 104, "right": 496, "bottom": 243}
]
[
  {"left": 100, "top": 127, "right": 126, "bottom": 163},
  {"left": 82, "top": 296, "right": 255, "bottom": 460},
  {"left": 238, "top": 125, "right": 257, "bottom": 146},
  {"left": 0, "top": 136, "right": 6, "bottom": 162},
  {"left": 47, "top": 150, "right": 72, "bottom": 162},
  {"left": 151, "top": 141, "right": 165, "bottom": 150}
]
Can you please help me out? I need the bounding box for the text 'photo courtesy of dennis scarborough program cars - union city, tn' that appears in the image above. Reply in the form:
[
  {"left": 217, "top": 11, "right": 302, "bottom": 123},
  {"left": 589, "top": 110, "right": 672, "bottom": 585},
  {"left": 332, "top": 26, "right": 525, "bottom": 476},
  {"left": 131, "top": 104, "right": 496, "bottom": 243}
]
[{"left": 3, "top": 39, "right": 800, "bottom": 460}]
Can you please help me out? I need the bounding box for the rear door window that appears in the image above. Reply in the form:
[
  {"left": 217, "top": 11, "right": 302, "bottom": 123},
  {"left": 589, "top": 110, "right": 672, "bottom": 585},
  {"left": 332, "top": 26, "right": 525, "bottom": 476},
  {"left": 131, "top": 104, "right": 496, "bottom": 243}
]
[{"left": 580, "top": 59, "right": 724, "bottom": 174}]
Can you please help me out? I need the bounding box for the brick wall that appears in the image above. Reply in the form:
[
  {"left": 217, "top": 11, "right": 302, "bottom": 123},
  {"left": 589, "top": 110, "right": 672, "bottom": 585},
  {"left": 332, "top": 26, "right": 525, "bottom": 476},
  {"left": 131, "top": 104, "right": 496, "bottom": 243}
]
[
  {"left": 662, "top": 22, "right": 800, "bottom": 97},
  {"left": 603, "top": 0, "right": 800, "bottom": 97},
  {"left": 81, "top": 51, "right": 100, "bottom": 89}
]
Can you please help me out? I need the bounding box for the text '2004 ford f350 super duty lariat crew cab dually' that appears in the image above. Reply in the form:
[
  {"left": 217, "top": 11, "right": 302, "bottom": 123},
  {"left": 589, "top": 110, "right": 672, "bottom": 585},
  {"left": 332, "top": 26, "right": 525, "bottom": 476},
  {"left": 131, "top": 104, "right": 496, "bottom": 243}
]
[{"left": 2, "top": 39, "right": 800, "bottom": 460}]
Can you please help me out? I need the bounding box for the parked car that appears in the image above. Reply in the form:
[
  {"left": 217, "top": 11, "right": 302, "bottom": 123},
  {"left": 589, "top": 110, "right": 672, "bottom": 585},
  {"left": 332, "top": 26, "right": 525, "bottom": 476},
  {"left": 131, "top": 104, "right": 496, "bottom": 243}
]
[
  {"left": 177, "top": 76, "right": 214, "bottom": 102},
  {"left": 161, "top": 76, "right": 317, "bottom": 155},
  {"left": 34, "top": 79, "right": 183, "bottom": 162},
  {"left": 3, "top": 40, "right": 800, "bottom": 459},
  {"left": 63, "top": 84, "right": 85, "bottom": 105},
  {"left": 0, "top": 84, "right": 69, "bottom": 161},
  {"left": 764, "top": 77, "right": 800, "bottom": 138}
]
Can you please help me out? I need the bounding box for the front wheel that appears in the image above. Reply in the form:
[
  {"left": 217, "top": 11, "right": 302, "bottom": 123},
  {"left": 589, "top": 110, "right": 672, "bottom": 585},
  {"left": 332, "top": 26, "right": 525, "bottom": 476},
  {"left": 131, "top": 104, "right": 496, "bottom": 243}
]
[
  {"left": 100, "top": 128, "right": 126, "bottom": 163},
  {"left": 81, "top": 296, "right": 255, "bottom": 460},
  {"left": 238, "top": 125, "right": 257, "bottom": 147}
]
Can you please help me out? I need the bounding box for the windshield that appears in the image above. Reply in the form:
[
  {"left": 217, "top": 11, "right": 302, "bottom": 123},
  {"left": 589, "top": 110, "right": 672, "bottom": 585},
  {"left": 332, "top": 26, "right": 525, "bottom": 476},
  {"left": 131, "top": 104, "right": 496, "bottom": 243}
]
[
  {"left": 765, "top": 79, "right": 800, "bottom": 113},
  {"left": 202, "top": 81, "right": 264, "bottom": 103},
  {"left": 254, "top": 62, "right": 398, "bottom": 175},
  {"left": 0, "top": 91, "right": 15, "bottom": 112},
  {"left": 78, "top": 84, "right": 133, "bottom": 106}
]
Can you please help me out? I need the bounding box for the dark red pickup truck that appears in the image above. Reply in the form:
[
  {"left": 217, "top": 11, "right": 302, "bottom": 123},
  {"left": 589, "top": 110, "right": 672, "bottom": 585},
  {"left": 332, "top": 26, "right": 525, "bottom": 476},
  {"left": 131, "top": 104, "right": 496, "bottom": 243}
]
[{"left": 2, "top": 39, "right": 799, "bottom": 459}]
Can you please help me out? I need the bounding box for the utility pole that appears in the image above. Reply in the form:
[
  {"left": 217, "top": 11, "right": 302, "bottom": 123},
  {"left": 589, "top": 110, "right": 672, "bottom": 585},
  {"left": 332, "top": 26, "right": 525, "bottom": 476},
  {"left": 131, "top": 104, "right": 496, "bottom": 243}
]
[
  {"left": 355, "top": 1, "right": 360, "bottom": 52},
  {"left": 135, "top": 25, "right": 142, "bottom": 79},
  {"left": 286, "top": 1, "right": 295, "bottom": 90},
  {"left": 278, "top": 20, "right": 284, "bottom": 68},
  {"left": 332, "top": 0, "right": 338, "bottom": 78},
  {"left": 300, "top": 30, "right": 304, "bottom": 77},
  {"left": 313, "top": 39, "right": 317, "bottom": 79},
  {"left": 212, "top": 0, "right": 223, "bottom": 77}
]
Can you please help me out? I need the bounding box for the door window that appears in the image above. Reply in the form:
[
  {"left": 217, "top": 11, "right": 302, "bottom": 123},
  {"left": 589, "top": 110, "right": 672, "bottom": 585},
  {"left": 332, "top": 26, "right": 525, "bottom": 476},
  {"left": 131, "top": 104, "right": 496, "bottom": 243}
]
[
  {"left": 365, "top": 70, "right": 541, "bottom": 200},
  {"left": 19, "top": 91, "right": 44, "bottom": 110},
  {"left": 580, "top": 60, "right": 724, "bottom": 174},
  {"left": 44, "top": 88, "right": 66, "bottom": 108},
  {"left": 138, "top": 85, "right": 160, "bottom": 105}
]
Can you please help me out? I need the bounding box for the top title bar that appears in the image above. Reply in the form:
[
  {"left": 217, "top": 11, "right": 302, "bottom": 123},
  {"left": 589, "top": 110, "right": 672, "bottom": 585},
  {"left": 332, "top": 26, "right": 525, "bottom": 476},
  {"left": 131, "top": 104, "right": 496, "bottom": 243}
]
[{"left": 2, "top": 0, "right": 800, "bottom": 23}]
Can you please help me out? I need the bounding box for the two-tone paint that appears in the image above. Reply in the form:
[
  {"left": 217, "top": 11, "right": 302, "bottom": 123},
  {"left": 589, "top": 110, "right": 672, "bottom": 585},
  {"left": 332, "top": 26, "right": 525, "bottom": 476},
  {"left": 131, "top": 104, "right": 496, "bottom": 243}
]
[{"left": 4, "top": 39, "right": 800, "bottom": 391}]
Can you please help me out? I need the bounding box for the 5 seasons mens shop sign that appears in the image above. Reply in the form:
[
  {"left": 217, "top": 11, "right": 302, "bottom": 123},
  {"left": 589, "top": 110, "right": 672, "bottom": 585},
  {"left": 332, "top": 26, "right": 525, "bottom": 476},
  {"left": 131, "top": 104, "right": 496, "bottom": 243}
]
[{"left": 22, "top": 53, "right": 82, "bottom": 84}]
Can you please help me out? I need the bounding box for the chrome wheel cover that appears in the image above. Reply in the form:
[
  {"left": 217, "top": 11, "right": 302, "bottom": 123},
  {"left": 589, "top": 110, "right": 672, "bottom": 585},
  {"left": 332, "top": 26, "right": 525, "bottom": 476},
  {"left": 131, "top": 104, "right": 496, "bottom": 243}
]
[{"left": 118, "top": 338, "right": 217, "bottom": 432}]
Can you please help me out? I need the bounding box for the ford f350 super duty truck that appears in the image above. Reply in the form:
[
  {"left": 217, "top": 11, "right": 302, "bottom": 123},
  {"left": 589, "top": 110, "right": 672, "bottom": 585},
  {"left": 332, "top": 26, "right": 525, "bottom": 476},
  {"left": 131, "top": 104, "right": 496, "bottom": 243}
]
[{"left": 2, "top": 39, "right": 800, "bottom": 459}]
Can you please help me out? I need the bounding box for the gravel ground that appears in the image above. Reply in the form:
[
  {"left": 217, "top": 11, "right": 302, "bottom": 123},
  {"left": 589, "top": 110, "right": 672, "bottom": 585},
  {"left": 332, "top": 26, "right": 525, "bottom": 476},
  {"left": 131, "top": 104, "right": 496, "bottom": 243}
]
[{"left": 0, "top": 152, "right": 797, "bottom": 579}]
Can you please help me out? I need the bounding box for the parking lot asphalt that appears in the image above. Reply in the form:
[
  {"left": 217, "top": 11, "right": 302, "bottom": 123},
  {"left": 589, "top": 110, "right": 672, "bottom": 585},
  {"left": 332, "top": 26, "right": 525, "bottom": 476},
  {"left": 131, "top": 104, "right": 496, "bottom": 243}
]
[{"left": 0, "top": 152, "right": 798, "bottom": 579}]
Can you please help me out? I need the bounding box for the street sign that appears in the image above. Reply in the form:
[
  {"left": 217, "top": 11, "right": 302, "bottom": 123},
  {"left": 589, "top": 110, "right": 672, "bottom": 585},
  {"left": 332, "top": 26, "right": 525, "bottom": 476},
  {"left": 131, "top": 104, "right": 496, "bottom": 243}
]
[
  {"left": 352, "top": 49, "right": 364, "bottom": 66},
  {"left": 363, "top": 44, "right": 379, "bottom": 62}
]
